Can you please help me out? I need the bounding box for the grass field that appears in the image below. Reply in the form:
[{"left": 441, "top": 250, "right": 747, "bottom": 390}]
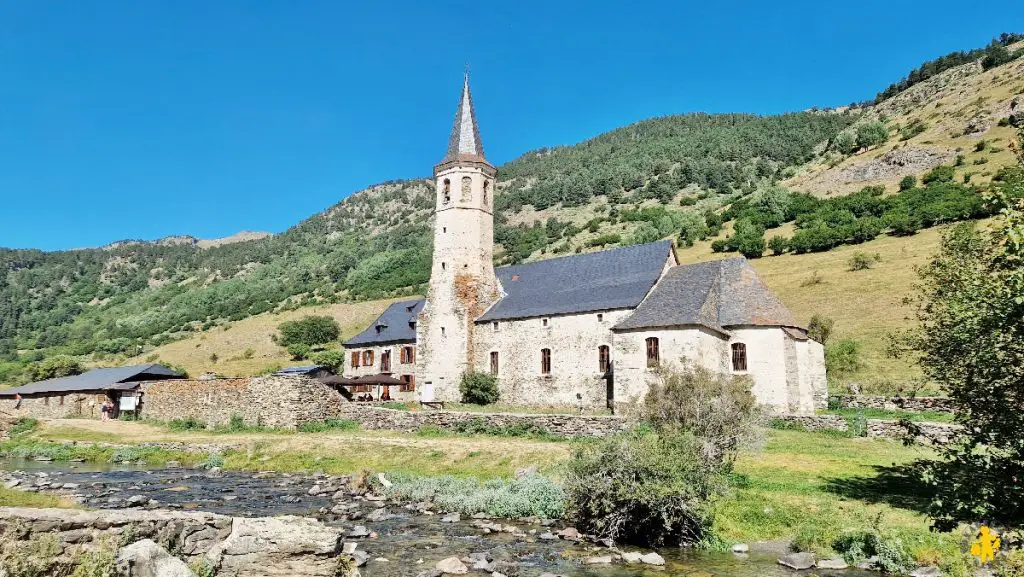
[{"left": 0, "top": 486, "right": 76, "bottom": 508}]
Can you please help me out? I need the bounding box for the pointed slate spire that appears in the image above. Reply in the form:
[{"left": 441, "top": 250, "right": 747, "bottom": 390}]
[{"left": 442, "top": 72, "right": 489, "bottom": 165}]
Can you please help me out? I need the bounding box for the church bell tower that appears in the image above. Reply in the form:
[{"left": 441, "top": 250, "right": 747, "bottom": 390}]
[{"left": 415, "top": 73, "right": 499, "bottom": 401}]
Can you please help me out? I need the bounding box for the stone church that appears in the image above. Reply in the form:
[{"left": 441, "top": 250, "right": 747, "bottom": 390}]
[{"left": 344, "top": 76, "right": 827, "bottom": 414}]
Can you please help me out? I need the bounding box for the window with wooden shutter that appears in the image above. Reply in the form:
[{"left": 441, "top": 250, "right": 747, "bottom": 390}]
[
  {"left": 490, "top": 351, "right": 499, "bottom": 376},
  {"left": 540, "top": 348, "right": 551, "bottom": 375},
  {"left": 362, "top": 350, "right": 374, "bottom": 367},
  {"left": 351, "top": 351, "right": 360, "bottom": 369},
  {"left": 646, "top": 337, "right": 660, "bottom": 368},
  {"left": 380, "top": 350, "right": 391, "bottom": 372},
  {"left": 731, "top": 343, "right": 748, "bottom": 371},
  {"left": 598, "top": 345, "right": 610, "bottom": 372}
]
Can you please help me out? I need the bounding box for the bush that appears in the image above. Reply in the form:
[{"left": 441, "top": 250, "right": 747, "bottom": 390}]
[
  {"left": 826, "top": 339, "right": 862, "bottom": 377},
  {"left": 922, "top": 165, "right": 955, "bottom": 184},
  {"left": 286, "top": 343, "right": 311, "bottom": 361},
  {"left": 848, "top": 251, "right": 881, "bottom": 271},
  {"left": 167, "top": 417, "right": 206, "bottom": 431},
  {"left": 807, "top": 314, "right": 835, "bottom": 344},
  {"left": 767, "top": 235, "right": 788, "bottom": 255},
  {"left": 643, "top": 364, "right": 760, "bottom": 464},
  {"left": 856, "top": 121, "right": 889, "bottom": 149},
  {"left": 564, "top": 429, "right": 723, "bottom": 547},
  {"left": 833, "top": 530, "right": 915, "bottom": 573},
  {"left": 310, "top": 349, "right": 346, "bottom": 372},
  {"left": 277, "top": 315, "right": 341, "bottom": 348},
  {"left": 382, "top": 472, "right": 565, "bottom": 519},
  {"left": 26, "top": 356, "right": 82, "bottom": 382},
  {"left": 898, "top": 175, "right": 917, "bottom": 191},
  {"left": 459, "top": 372, "right": 499, "bottom": 405}
]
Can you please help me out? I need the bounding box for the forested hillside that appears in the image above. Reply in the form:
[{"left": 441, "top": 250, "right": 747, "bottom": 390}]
[{"left": 2, "top": 33, "right": 1023, "bottom": 386}]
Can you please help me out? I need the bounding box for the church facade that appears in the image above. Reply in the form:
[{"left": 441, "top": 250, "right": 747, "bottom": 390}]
[{"left": 343, "top": 76, "right": 827, "bottom": 414}]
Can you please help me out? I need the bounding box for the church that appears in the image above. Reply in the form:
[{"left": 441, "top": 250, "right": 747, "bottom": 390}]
[{"left": 344, "top": 76, "right": 827, "bottom": 415}]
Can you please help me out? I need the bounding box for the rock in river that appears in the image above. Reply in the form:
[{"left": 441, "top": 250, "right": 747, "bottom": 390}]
[
  {"left": 778, "top": 552, "right": 816, "bottom": 570},
  {"left": 435, "top": 556, "right": 468, "bottom": 575},
  {"left": 205, "top": 515, "right": 344, "bottom": 577},
  {"left": 117, "top": 539, "right": 196, "bottom": 577}
]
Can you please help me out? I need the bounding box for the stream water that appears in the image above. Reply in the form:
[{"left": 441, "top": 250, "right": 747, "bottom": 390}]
[{"left": 0, "top": 460, "right": 871, "bottom": 577}]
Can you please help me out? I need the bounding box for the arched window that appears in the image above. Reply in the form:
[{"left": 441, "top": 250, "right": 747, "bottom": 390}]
[
  {"left": 598, "top": 345, "right": 610, "bottom": 372},
  {"left": 540, "top": 348, "right": 551, "bottom": 375},
  {"left": 461, "top": 176, "right": 472, "bottom": 201},
  {"left": 483, "top": 180, "right": 490, "bottom": 205},
  {"left": 442, "top": 179, "right": 451, "bottom": 204},
  {"left": 645, "top": 337, "right": 659, "bottom": 368},
  {"left": 731, "top": 343, "right": 748, "bottom": 371}
]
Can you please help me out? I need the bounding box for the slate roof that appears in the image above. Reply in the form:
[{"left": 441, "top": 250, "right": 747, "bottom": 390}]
[
  {"left": 614, "top": 257, "right": 799, "bottom": 333},
  {"left": 477, "top": 240, "right": 673, "bottom": 322},
  {"left": 441, "top": 73, "right": 488, "bottom": 165},
  {"left": 345, "top": 299, "right": 425, "bottom": 346},
  {"left": 275, "top": 365, "right": 328, "bottom": 376},
  {"left": 0, "top": 364, "right": 185, "bottom": 397}
]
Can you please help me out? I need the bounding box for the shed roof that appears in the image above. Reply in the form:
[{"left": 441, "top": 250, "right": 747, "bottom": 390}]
[
  {"left": 274, "top": 365, "right": 328, "bottom": 375},
  {"left": 614, "top": 257, "right": 799, "bottom": 333},
  {"left": 344, "top": 299, "right": 425, "bottom": 347},
  {"left": 0, "top": 364, "right": 185, "bottom": 397},
  {"left": 477, "top": 240, "right": 672, "bottom": 322}
]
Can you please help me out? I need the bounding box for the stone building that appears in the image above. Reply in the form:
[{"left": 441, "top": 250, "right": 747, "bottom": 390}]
[{"left": 343, "top": 75, "right": 827, "bottom": 413}]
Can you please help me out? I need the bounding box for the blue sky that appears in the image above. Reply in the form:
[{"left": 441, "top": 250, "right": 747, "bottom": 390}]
[{"left": 1, "top": 1, "right": 1021, "bottom": 250}]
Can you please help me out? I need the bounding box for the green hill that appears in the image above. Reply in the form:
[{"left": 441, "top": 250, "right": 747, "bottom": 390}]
[{"left": 2, "top": 34, "right": 1023, "bottom": 390}]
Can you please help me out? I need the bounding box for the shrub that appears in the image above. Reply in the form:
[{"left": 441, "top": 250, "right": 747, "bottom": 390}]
[
  {"left": 564, "top": 429, "right": 723, "bottom": 547},
  {"left": 643, "top": 364, "right": 760, "bottom": 465},
  {"left": 898, "top": 175, "right": 917, "bottom": 191},
  {"left": 26, "top": 355, "right": 82, "bottom": 382},
  {"left": 833, "top": 530, "right": 914, "bottom": 573},
  {"left": 767, "top": 235, "right": 788, "bottom": 255},
  {"left": 922, "top": 164, "right": 955, "bottom": 184},
  {"left": 286, "top": 343, "right": 311, "bottom": 361},
  {"left": 297, "top": 419, "right": 359, "bottom": 433},
  {"left": 585, "top": 233, "right": 621, "bottom": 248},
  {"left": 856, "top": 121, "right": 889, "bottom": 149},
  {"left": 459, "top": 372, "right": 499, "bottom": 405},
  {"left": 9, "top": 418, "right": 38, "bottom": 438},
  {"left": 826, "top": 339, "right": 862, "bottom": 377},
  {"left": 382, "top": 472, "right": 565, "bottom": 519},
  {"left": 310, "top": 349, "right": 346, "bottom": 372},
  {"left": 833, "top": 130, "right": 858, "bottom": 154},
  {"left": 277, "top": 315, "right": 341, "bottom": 348},
  {"left": 167, "top": 417, "right": 206, "bottom": 431},
  {"left": 848, "top": 251, "right": 881, "bottom": 271},
  {"left": 807, "top": 314, "right": 835, "bottom": 344},
  {"left": 199, "top": 454, "right": 224, "bottom": 470}
]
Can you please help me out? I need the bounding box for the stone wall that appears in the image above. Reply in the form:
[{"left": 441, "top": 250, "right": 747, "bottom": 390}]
[
  {"left": 336, "top": 404, "right": 629, "bottom": 438},
  {"left": 140, "top": 375, "right": 344, "bottom": 429},
  {"left": 830, "top": 395, "right": 955, "bottom": 413},
  {"left": 775, "top": 414, "right": 962, "bottom": 444},
  {"left": 5, "top": 393, "right": 108, "bottom": 421}
]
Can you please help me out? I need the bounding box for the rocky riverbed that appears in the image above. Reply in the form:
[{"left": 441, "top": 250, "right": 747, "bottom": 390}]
[{"left": 0, "top": 462, "right": 880, "bottom": 577}]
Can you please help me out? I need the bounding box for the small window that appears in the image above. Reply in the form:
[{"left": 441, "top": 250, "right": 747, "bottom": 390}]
[
  {"left": 400, "top": 346, "right": 415, "bottom": 364},
  {"left": 59, "top": 395, "right": 65, "bottom": 406},
  {"left": 645, "top": 337, "right": 660, "bottom": 368},
  {"left": 540, "top": 348, "right": 551, "bottom": 375},
  {"left": 351, "top": 351, "right": 360, "bottom": 368},
  {"left": 597, "top": 313, "right": 604, "bottom": 322},
  {"left": 542, "top": 318, "right": 549, "bottom": 328},
  {"left": 490, "top": 351, "right": 499, "bottom": 376},
  {"left": 380, "top": 350, "right": 392, "bottom": 372},
  {"left": 441, "top": 262, "right": 446, "bottom": 271},
  {"left": 483, "top": 180, "right": 490, "bottom": 205},
  {"left": 400, "top": 374, "right": 416, "bottom": 392},
  {"left": 598, "top": 345, "right": 610, "bottom": 372},
  {"left": 492, "top": 321, "right": 499, "bottom": 331},
  {"left": 731, "top": 343, "right": 748, "bottom": 371},
  {"left": 441, "top": 326, "right": 446, "bottom": 337},
  {"left": 443, "top": 227, "right": 447, "bottom": 233},
  {"left": 442, "top": 178, "right": 451, "bottom": 203},
  {"left": 362, "top": 350, "right": 374, "bottom": 366}
]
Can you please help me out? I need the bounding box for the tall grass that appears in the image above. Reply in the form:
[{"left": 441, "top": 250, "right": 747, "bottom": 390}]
[{"left": 380, "top": 472, "right": 565, "bottom": 519}]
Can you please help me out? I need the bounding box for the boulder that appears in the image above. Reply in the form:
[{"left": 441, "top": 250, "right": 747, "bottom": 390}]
[
  {"left": 910, "top": 567, "right": 941, "bottom": 577},
  {"left": 205, "top": 515, "right": 344, "bottom": 577},
  {"left": 778, "top": 552, "right": 816, "bottom": 570},
  {"left": 731, "top": 543, "right": 749, "bottom": 553},
  {"left": 556, "top": 527, "right": 580, "bottom": 540},
  {"left": 584, "top": 556, "right": 613, "bottom": 565},
  {"left": 640, "top": 552, "right": 666, "bottom": 566},
  {"left": 435, "top": 556, "right": 468, "bottom": 575},
  {"left": 620, "top": 551, "right": 643, "bottom": 564},
  {"left": 816, "top": 558, "right": 849, "bottom": 570},
  {"left": 116, "top": 539, "right": 196, "bottom": 577}
]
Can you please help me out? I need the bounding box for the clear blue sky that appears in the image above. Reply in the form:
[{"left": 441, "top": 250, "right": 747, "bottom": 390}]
[{"left": 1, "top": 1, "right": 1021, "bottom": 250}]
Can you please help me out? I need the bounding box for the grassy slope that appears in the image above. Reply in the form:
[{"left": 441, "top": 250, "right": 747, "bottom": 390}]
[
  {"left": 31, "top": 419, "right": 960, "bottom": 564},
  {"left": 140, "top": 222, "right": 956, "bottom": 387},
  {"left": 127, "top": 298, "right": 401, "bottom": 376}
]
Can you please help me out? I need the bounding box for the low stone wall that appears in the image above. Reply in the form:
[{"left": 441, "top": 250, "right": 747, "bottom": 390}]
[
  {"left": 776, "top": 414, "right": 962, "bottom": 444},
  {"left": 337, "top": 404, "right": 630, "bottom": 438},
  {"left": 141, "top": 375, "right": 345, "bottom": 429},
  {"left": 830, "top": 395, "right": 955, "bottom": 413},
  {"left": 5, "top": 393, "right": 108, "bottom": 421}
]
